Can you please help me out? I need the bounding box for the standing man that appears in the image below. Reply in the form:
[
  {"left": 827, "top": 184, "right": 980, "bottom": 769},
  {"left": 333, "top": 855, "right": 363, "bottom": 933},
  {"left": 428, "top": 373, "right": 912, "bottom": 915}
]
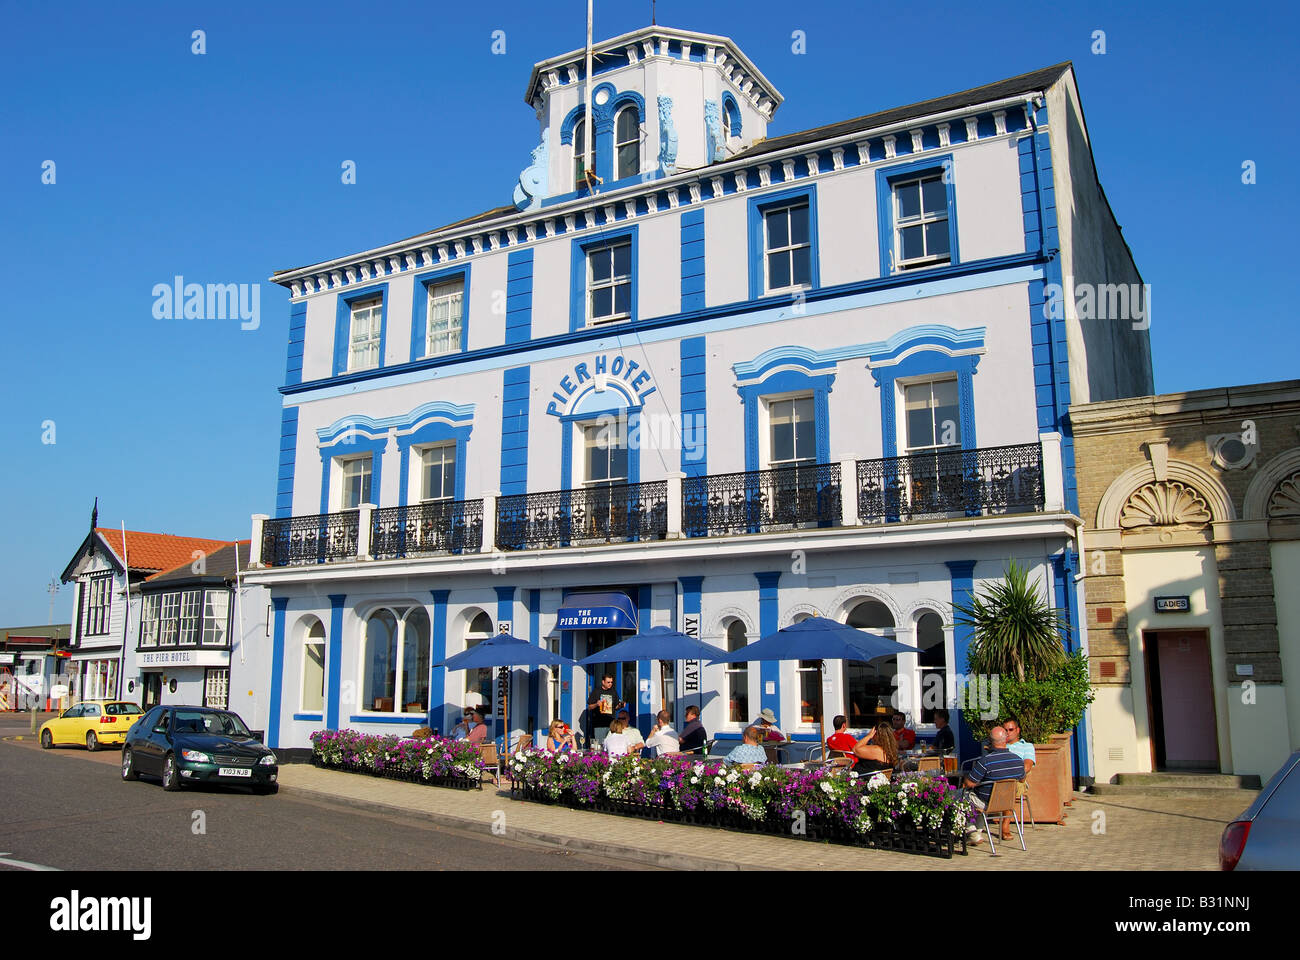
[{"left": 586, "top": 673, "right": 622, "bottom": 747}]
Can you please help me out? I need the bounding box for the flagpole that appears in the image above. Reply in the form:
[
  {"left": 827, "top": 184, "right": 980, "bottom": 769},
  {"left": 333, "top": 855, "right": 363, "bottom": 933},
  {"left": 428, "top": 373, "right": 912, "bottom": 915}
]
[
  {"left": 584, "top": 0, "right": 594, "bottom": 189},
  {"left": 116, "top": 523, "right": 130, "bottom": 703}
]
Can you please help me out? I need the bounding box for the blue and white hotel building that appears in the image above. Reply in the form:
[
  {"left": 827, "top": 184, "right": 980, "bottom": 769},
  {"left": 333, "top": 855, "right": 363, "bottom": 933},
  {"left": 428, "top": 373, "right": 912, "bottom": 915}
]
[{"left": 244, "top": 25, "right": 1153, "bottom": 778}]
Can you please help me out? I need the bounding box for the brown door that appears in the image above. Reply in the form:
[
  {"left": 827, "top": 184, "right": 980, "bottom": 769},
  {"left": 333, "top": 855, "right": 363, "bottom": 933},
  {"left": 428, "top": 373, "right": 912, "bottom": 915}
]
[{"left": 1143, "top": 630, "right": 1218, "bottom": 770}]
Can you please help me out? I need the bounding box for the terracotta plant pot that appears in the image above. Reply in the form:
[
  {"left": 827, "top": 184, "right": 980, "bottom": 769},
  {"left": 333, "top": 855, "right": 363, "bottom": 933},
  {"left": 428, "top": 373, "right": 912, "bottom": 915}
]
[
  {"left": 1025, "top": 740, "right": 1067, "bottom": 824},
  {"left": 1050, "top": 732, "right": 1074, "bottom": 804}
]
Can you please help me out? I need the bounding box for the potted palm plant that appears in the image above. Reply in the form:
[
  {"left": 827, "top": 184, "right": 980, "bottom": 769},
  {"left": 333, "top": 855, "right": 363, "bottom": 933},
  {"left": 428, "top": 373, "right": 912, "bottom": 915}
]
[{"left": 953, "top": 559, "right": 1093, "bottom": 823}]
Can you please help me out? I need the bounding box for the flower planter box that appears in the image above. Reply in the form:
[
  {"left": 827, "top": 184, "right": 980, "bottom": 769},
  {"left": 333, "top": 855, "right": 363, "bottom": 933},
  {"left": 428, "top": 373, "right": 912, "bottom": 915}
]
[
  {"left": 311, "top": 753, "right": 482, "bottom": 791},
  {"left": 509, "top": 782, "right": 964, "bottom": 858}
]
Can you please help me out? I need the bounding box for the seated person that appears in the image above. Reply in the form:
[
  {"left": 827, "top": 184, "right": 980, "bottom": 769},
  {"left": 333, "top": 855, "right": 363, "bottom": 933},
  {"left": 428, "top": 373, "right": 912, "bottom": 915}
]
[
  {"left": 890, "top": 711, "right": 917, "bottom": 750},
  {"left": 825, "top": 714, "right": 858, "bottom": 755},
  {"left": 448, "top": 710, "right": 475, "bottom": 740},
  {"left": 465, "top": 712, "right": 489, "bottom": 745},
  {"left": 1003, "top": 718, "right": 1036, "bottom": 841},
  {"left": 544, "top": 719, "right": 575, "bottom": 753},
  {"left": 603, "top": 718, "right": 631, "bottom": 757},
  {"left": 962, "top": 725, "right": 1027, "bottom": 843},
  {"left": 751, "top": 708, "right": 785, "bottom": 742},
  {"left": 929, "top": 708, "right": 955, "bottom": 754},
  {"left": 615, "top": 709, "right": 645, "bottom": 754},
  {"left": 677, "top": 705, "right": 707, "bottom": 754},
  {"left": 851, "top": 722, "right": 899, "bottom": 775},
  {"left": 723, "top": 726, "right": 768, "bottom": 767},
  {"left": 645, "top": 710, "right": 679, "bottom": 755}
]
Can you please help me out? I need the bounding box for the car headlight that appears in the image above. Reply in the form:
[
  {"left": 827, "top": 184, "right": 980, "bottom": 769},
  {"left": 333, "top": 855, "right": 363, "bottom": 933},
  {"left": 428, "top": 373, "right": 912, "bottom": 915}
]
[
  {"left": 180, "top": 749, "right": 211, "bottom": 763},
  {"left": 259, "top": 752, "right": 277, "bottom": 766}
]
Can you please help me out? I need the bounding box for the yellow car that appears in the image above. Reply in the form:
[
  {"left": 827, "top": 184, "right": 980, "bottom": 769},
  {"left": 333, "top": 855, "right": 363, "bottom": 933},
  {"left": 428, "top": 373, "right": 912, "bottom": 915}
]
[{"left": 40, "top": 700, "right": 144, "bottom": 751}]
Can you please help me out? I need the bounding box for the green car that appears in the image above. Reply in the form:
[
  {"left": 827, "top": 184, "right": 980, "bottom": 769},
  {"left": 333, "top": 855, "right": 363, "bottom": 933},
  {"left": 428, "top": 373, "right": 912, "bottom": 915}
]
[{"left": 121, "top": 705, "right": 278, "bottom": 794}]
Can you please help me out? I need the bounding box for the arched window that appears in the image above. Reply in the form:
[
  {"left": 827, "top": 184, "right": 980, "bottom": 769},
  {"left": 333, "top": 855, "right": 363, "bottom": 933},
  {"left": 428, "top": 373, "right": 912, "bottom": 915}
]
[
  {"left": 724, "top": 620, "right": 749, "bottom": 724},
  {"left": 614, "top": 105, "right": 640, "bottom": 180},
  {"left": 844, "top": 600, "right": 896, "bottom": 727},
  {"left": 301, "top": 618, "right": 326, "bottom": 712},
  {"left": 916, "top": 611, "right": 946, "bottom": 723},
  {"left": 573, "top": 119, "right": 598, "bottom": 186},
  {"left": 722, "top": 108, "right": 732, "bottom": 143},
  {"left": 465, "top": 611, "right": 494, "bottom": 714},
  {"left": 402, "top": 608, "right": 431, "bottom": 713},
  {"left": 362, "top": 608, "right": 430, "bottom": 714},
  {"left": 363, "top": 610, "right": 399, "bottom": 712}
]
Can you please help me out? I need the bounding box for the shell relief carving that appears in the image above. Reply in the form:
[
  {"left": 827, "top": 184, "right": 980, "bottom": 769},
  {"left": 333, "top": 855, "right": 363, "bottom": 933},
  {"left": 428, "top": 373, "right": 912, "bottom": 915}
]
[
  {"left": 1268, "top": 472, "right": 1300, "bottom": 518},
  {"left": 1119, "top": 481, "right": 1212, "bottom": 529}
]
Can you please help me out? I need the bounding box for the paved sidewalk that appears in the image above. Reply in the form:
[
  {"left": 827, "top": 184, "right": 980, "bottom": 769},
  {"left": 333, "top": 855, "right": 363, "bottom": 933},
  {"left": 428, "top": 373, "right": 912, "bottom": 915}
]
[{"left": 277, "top": 765, "right": 1247, "bottom": 871}]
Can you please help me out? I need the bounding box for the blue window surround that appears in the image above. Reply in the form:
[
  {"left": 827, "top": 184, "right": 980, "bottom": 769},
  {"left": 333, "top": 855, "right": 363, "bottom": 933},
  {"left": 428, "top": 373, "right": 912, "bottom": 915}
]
[
  {"left": 559, "top": 402, "right": 643, "bottom": 491},
  {"left": 734, "top": 351, "right": 835, "bottom": 473},
  {"left": 680, "top": 336, "right": 707, "bottom": 476},
  {"left": 721, "top": 91, "right": 742, "bottom": 137},
  {"left": 747, "top": 184, "right": 821, "bottom": 302},
  {"left": 395, "top": 425, "right": 473, "bottom": 508},
  {"left": 409, "top": 264, "right": 471, "bottom": 363},
  {"left": 569, "top": 223, "right": 638, "bottom": 332},
  {"left": 317, "top": 435, "right": 387, "bottom": 514},
  {"left": 867, "top": 329, "right": 984, "bottom": 459},
  {"left": 333, "top": 282, "right": 389, "bottom": 378},
  {"left": 876, "top": 154, "right": 960, "bottom": 278},
  {"left": 559, "top": 83, "right": 648, "bottom": 192}
]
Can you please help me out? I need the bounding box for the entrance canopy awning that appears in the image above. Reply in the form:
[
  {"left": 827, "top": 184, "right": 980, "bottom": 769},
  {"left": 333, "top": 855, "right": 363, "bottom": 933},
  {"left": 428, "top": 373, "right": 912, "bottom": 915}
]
[{"left": 556, "top": 592, "right": 638, "bottom": 632}]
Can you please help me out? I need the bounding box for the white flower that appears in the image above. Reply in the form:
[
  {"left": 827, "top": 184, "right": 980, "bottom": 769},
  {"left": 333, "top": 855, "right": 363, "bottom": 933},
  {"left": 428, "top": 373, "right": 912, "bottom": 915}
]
[
  {"left": 726, "top": 771, "right": 740, "bottom": 784},
  {"left": 748, "top": 772, "right": 762, "bottom": 787},
  {"left": 556, "top": 753, "right": 569, "bottom": 764},
  {"left": 848, "top": 771, "right": 859, "bottom": 780},
  {"left": 714, "top": 776, "right": 724, "bottom": 786},
  {"left": 693, "top": 763, "right": 705, "bottom": 776},
  {"left": 690, "top": 776, "right": 699, "bottom": 784},
  {"left": 868, "top": 772, "right": 889, "bottom": 789},
  {"left": 819, "top": 781, "right": 835, "bottom": 795}
]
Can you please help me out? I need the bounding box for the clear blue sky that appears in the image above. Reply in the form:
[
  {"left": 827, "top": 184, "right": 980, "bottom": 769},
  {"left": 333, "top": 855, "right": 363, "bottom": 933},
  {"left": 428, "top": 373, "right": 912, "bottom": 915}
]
[{"left": 1, "top": 0, "right": 1295, "bottom": 626}]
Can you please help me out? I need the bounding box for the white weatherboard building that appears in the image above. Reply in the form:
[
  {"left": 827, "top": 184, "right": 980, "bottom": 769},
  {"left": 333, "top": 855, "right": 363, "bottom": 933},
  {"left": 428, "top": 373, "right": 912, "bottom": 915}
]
[{"left": 244, "top": 25, "right": 1153, "bottom": 777}]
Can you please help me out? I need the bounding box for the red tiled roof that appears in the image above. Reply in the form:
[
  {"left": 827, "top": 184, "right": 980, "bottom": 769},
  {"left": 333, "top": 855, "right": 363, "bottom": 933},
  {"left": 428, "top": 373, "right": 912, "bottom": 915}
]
[{"left": 95, "top": 529, "right": 235, "bottom": 576}]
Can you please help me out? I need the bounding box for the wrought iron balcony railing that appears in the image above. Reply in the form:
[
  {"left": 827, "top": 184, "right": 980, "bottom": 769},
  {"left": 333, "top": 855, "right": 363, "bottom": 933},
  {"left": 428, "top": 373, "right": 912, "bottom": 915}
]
[
  {"left": 261, "top": 510, "right": 360, "bottom": 566},
  {"left": 683, "top": 462, "right": 842, "bottom": 538},
  {"left": 371, "top": 500, "right": 484, "bottom": 560},
  {"left": 856, "top": 442, "right": 1044, "bottom": 523},
  {"left": 495, "top": 480, "right": 669, "bottom": 552}
]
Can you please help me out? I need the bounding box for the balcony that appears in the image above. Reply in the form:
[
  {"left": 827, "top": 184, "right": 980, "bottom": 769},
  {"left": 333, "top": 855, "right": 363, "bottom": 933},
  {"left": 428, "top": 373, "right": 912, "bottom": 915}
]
[
  {"left": 856, "top": 442, "right": 1044, "bottom": 523},
  {"left": 684, "top": 462, "right": 841, "bottom": 537},
  {"left": 496, "top": 481, "right": 668, "bottom": 551},
  {"left": 251, "top": 438, "right": 1061, "bottom": 568},
  {"left": 371, "top": 500, "right": 484, "bottom": 559}
]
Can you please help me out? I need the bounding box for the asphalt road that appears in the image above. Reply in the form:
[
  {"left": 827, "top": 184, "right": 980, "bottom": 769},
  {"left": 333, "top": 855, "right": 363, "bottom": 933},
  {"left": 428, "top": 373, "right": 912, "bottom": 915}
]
[{"left": 0, "top": 734, "right": 635, "bottom": 871}]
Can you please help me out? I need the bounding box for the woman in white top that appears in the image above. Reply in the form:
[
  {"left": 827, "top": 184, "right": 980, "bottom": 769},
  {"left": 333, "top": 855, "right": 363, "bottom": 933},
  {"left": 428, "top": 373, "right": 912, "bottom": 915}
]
[{"left": 603, "top": 718, "right": 631, "bottom": 756}]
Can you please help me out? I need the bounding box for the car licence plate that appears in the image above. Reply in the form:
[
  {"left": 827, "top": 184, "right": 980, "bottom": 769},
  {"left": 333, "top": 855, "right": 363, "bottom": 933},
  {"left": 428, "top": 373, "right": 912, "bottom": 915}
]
[{"left": 218, "top": 767, "right": 252, "bottom": 778}]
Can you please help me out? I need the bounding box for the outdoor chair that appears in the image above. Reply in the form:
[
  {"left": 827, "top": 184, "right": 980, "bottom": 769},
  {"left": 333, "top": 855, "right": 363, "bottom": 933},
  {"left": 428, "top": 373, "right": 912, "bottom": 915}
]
[
  {"left": 977, "top": 779, "right": 1026, "bottom": 854},
  {"left": 478, "top": 742, "right": 502, "bottom": 786},
  {"left": 1019, "top": 767, "right": 1036, "bottom": 829},
  {"left": 917, "top": 756, "right": 942, "bottom": 773},
  {"left": 820, "top": 755, "right": 854, "bottom": 770}
]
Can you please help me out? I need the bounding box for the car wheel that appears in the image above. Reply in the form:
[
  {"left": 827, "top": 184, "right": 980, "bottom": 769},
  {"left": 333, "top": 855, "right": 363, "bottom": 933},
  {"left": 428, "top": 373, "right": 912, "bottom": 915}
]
[
  {"left": 121, "top": 747, "right": 139, "bottom": 781},
  {"left": 86, "top": 731, "right": 99, "bottom": 752},
  {"left": 40, "top": 729, "right": 53, "bottom": 750},
  {"left": 162, "top": 753, "right": 181, "bottom": 791}
]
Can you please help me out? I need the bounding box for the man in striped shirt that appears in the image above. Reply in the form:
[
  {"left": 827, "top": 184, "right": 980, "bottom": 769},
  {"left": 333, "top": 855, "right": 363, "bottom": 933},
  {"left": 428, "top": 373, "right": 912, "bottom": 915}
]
[{"left": 963, "top": 725, "right": 1026, "bottom": 843}]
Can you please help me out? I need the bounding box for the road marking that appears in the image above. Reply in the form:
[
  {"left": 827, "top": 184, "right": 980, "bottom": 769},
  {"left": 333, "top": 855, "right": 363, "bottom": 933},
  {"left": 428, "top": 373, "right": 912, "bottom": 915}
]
[{"left": 0, "top": 853, "right": 61, "bottom": 871}]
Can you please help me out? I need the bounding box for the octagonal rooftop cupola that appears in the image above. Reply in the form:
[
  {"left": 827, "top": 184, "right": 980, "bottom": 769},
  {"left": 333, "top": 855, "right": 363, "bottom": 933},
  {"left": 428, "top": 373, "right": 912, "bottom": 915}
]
[{"left": 511, "top": 25, "right": 783, "bottom": 211}]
